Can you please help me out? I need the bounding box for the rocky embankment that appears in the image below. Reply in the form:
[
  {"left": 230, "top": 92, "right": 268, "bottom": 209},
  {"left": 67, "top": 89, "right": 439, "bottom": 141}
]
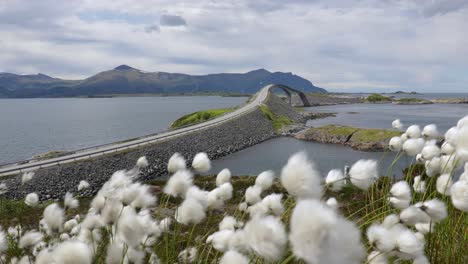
[
  {"left": 294, "top": 125, "right": 401, "bottom": 151},
  {"left": 291, "top": 93, "right": 363, "bottom": 106},
  {"left": 1, "top": 93, "right": 309, "bottom": 200}
]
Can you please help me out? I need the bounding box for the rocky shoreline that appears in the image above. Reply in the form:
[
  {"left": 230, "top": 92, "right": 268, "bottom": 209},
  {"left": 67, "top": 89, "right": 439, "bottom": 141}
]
[{"left": 293, "top": 125, "right": 401, "bottom": 152}]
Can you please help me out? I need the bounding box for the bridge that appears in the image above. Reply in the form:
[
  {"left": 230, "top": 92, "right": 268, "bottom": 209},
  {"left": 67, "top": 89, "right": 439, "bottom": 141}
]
[{"left": 0, "top": 84, "right": 309, "bottom": 176}]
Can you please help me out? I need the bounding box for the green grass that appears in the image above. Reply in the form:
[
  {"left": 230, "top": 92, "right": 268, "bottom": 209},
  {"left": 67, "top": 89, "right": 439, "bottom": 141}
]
[
  {"left": 170, "top": 108, "right": 234, "bottom": 129},
  {"left": 259, "top": 104, "right": 293, "bottom": 130},
  {"left": 366, "top": 93, "right": 392, "bottom": 102},
  {"left": 305, "top": 124, "right": 358, "bottom": 137},
  {"left": 305, "top": 125, "right": 400, "bottom": 143},
  {"left": 395, "top": 98, "right": 432, "bottom": 104}
]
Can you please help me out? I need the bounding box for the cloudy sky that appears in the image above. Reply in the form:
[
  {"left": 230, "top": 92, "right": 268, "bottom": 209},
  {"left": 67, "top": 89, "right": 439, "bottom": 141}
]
[{"left": 1, "top": 0, "right": 467, "bottom": 92}]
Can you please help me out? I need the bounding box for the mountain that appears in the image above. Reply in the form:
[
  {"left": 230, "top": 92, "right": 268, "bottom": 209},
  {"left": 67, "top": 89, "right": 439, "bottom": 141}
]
[{"left": 0, "top": 65, "right": 326, "bottom": 97}]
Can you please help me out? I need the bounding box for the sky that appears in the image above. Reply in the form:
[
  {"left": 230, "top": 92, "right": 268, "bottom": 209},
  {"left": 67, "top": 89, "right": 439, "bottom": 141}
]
[{"left": 0, "top": 0, "right": 467, "bottom": 93}]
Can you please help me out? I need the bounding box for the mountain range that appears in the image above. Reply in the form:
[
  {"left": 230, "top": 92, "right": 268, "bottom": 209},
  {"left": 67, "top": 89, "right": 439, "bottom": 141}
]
[{"left": 0, "top": 65, "right": 326, "bottom": 97}]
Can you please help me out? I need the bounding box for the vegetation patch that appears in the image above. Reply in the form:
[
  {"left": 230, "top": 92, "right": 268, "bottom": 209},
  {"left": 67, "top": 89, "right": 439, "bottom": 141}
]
[
  {"left": 170, "top": 108, "right": 234, "bottom": 129},
  {"left": 350, "top": 127, "right": 401, "bottom": 143},
  {"left": 305, "top": 124, "right": 359, "bottom": 137},
  {"left": 32, "top": 150, "right": 69, "bottom": 160},
  {"left": 395, "top": 97, "right": 432, "bottom": 104},
  {"left": 366, "top": 93, "right": 392, "bottom": 102},
  {"left": 259, "top": 104, "right": 293, "bottom": 130}
]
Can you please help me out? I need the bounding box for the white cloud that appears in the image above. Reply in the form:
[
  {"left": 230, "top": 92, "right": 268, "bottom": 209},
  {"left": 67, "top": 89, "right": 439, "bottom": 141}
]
[{"left": 0, "top": 0, "right": 467, "bottom": 92}]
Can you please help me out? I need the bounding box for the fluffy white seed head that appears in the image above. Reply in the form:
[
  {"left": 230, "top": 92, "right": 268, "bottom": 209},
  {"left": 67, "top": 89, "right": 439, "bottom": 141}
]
[
  {"left": 245, "top": 185, "right": 262, "bottom": 205},
  {"left": 178, "top": 247, "right": 197, "bottom": 264},
  {"left": 164, "top": 169, "right": 193, "bottom": 198},
  {"left": 261, "top": 193, "right": 284, "bottom": 216},
  {"left": 390, "top": 181, "right": 412, "bottom": 200},
  {"left": 436, "top": 173, "right": 453, "bottom": 195},
  {"left": 419, "top": 199, "right": 447, "bottom": 222},
  {"left": 280, "top": 152, "right": 322, "bottom": 199},
  {"left": 206, "top": 230, "right": 234, "bottom": 252},
  {"left": 0, "top": 183, "right": 7, "bottom": 195},
  {"left": 117, "top": 208, "right": 146, "bottom": 248},
  {"left": 219, "top": 250, "right": 249, "bottom": 264},
  {"left": 406, "top": 125, "right": 421, "bottom": 139},
  {"left": 413, "top": 176, "right": 426, "bottom": 193},
  {"left": 43, "top": 203, "right": 64, "bottom": 233},
  {"left": 255, "top": 170, "right": 275, "bottom": 191},
  {"left": 388, "top": 197, "right": 410, "bottom": 209},
  {"left": 400, "top": 133, "right": 408, "bottom": 143},
  {"left": 367, "top": 251, "right": 388, "bottom": 264},
  {"left": 78, "top": 180, "right": 90, "bottom": 191},
  {"left": 176, "top": 198, "right": 206, "bottom": 225},
  {"left": 325, "top": 169, "right": 346, "bottom": 191},
  {"left": 192, "top": 152, "right": 211, "bottom": 172},
  {"left": 445, "top": 126, "right": 459, "bottom": 143},
  {"left": 219, "top": 183, "right": 233, "bottom": 201},
  {"left": 21, "top": 171, "right": 35, "bottom": 184},
  {"left": 168, "top": 152, "right": 186, "bottom": 173},
  {"left": 51, "top": 240, "right": 92, "bottom": 264},
  {"left": 441, "top": 142, "right": 455, "bottom": 155},
  {"left": 219, "top": 216, "right": 237, "bottom": 231},
  {"left": 159, "top": 217, "right": 172, "bottom": 232},
  {"left": 136, "top": 156, "right": 149, "bottom": 168},
  {"left": 402, "top": 138, "right": 425, "bottom": 156},
  {"left": 216, "top": 168, "right": 231, "bottom": 187},
  {"left": 451, "top": 180, "right": 468, "bottom": 211},
  {"left": 394, "top": 227, "right": 424, "bottom": 259},
  {"left": 291, "top": 199, "right": 365, "bottom": 263},
  {"left": 389, "top": 137, "right": 403, "bottom": 152},
  {"left": 326, "top": 197, "right": 338, "bottom": 210},
  {"left": 415, "top": 223, "right": 433, "bottom": 235},
  {"left": 244, "top": 216, "right": 287, "bottom": 261},
  {"left": 25, "top": 193, "right": 39, "bottom": 207},
  {"left": 399, "top": 206, "right": 430, "bottom": 226},
  {"left": 422, "top": 124, "right": 439, "bottom": 139},
  {"left": 349, "top": 159, "right": 379, "bottom": 190},
  {"left": 19, "top": 231, "right": 43, "bottom": 249},
  {"left": 425, "top": 157, "right": 441, "bottom": 177},
  {"left": 457, "top": 115, "right": 468, "bottom": 128},
  {"left": 64, "top": 192, "right": 79, "bottom": 209},
  {"left": 392, "top": 119, "right": 403, "bottom": 130},
  {"left": 420, "top": 144, "right": 440, "bottom": 160},
  {"left": 186, "top": 185, "right": 209, "bottom": 209}
]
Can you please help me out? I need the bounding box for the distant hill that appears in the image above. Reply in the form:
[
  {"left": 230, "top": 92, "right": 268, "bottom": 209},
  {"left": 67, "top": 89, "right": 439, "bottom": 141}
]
[{"left": 0, "top": 65, "right": 326, "bottom": 97}]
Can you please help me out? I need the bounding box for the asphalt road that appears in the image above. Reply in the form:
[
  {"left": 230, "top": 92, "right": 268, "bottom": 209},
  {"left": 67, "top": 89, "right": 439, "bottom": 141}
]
[{"left": 0, "top": 84, "right": 272, "bottom": 176}]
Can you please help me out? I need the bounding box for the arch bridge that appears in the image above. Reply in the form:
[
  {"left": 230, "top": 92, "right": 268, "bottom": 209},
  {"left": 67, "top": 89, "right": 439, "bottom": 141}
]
[{"left": 266, "top": 84, "right": 312, "bottom": 107}]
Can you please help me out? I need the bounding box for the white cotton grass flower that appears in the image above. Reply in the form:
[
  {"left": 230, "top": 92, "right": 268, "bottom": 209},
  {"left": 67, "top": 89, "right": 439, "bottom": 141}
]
[
  {"left": 367, "top": 223, "right": 397, "bottom": 253},
  {"left": 400, "top": 133, "right": 408, "bottom": 143},
  {"left": 436, "top": 173, "right": 453, "bottom": 195},
  {"left": 367, "top": 251, "right": 388, "bottom": 264},
  {"left": 399, "top": 206, "right": 430, "bottom": 226},
  {"left": 349, "top": 159, "right": 379, "bottom": 190},
  {"left": 418, "top": 199, "right": 447, "bottom": 222},
  {"left": 78, "top": 180, "right": 90, "bottom": 191},
  {"left": 420, "top": 144, "right": 440, "bottom": 160},
  {"left": 131, "top": 185, "right": 157, "bottom": 210},
  {"left": 124, "top": 247, "right": 145, "bottom": 264},
  {"left": 381, "top": 214, "right": 400, "bottom": 229},
  {"left": 176, "top": 198, "right": 206, "bottom": 225},
  {"left": 63, "top": 219, "right": 78, "bottom": 232},
  {"left": 206, "top": 230, "right": 235, "bottom": 252},
  {"left": 19, "top": 230, "right": 43, "bottom": 249},
  {"left": 43, "top": 203, "right": 64, "bottom": 233},
  {"left": 394, "top": 227, "right": 424, "bottom": 259},
  {"left": 245, "top": 185, "right": 262, "bottom": 205},
  {"left": 261, "top": 193, "right": 284, "bottom": 216},
  {"left": 178, "top": 247, "right": 197, "bottom": 263},
  {"left": 425, "top": 157, "right": 441, "bottom": 177},
  {"left": 106, "top": 240, "right": 124, "bottom": 264},
  {"left": 457, "top": 115, "right": 468, "bottom": 128},
  {"left": 21, "top": 171, "right": 35, "bottom": 184},
  {"left": 326, "top": 197, "right": 338, "bottom": 210},
  {"left": 402, "top": 138, "right": 425, "bottom": 156},
  {"left": 280, "top": 152, "right": 322, "bottom": 199},
  {"left": 159, "top": 217, "right": 172, "bottom": 232},
  {"left": 216, "top": 168, "right": 231, "bottom": 187},
  {"left": 444, "top": 126, "right": 459, "bottom": 143},
  {"left": 218, "top": 182, "right": 233, "bottom": 201},
  {"left": 51, "top": 240, "right": 92, "bottom": 264},
  {"left": 25, "top": 192, "right": 39, "bottom": 207},
  {"left": 0, "top": 228, "right": 6, "bottom": 253},
  {"left": 100, "top": 198, "right": 123, "bottom": 225},
  {"left": 415, "top": 223, "right": 433, "bottom": 235},
  {"left": 136, "top": 156, "right": 149, "bottom": 168},
  {"left": 192, "top": 152, "right": 211, "bottom": 172},
  {"left": 220, "top": 250, "right": 249, "bottom": 264},
  {"left": 238, "top": 202, "right": 248, "bottom": 212},
  {"left": 451, "top": 180, "right": 468, "bottom": 211},
  {"left": 392, "top": 119, "right": 403, "bottom": 130},
  {"left": 440, "top": 154, "right": 459, "bottom": 173},
  {"left": 422, "top": 124, "right": 439, "bottom": 139},
  {"left": 186, "top": 185, "right": 209, "bottom": 209},
  {"left": 413, "top": 255, "right": 430, "bottom": 264},
  {"left": 117, "top": 209, "right": 146, "bottom": 248},
  {"left": 255, "top": 170, "right": 275, "bottom": 191},
  {"left": 207, "top": 188, "right": 225, "bottom": 210},
  {"left": 390, "top": 181, "right": 411, "bottom": 200},
  {"left": 219, "top": 216, "right": 237, "bottom": 231},
  {"left": 164, "top": 169, "right": 193, "bottom": 198},
  {"left": 168, "top": 152, "right": 186, "bottom": 173},
  {"left": 64, "top": 192, "right": 79, "bottom": 209},
  {"left": 413, "top": 176, "right": 426, "bottom": 193},
  {"left": 406, "top": 125, "right": 421, "bottom": 138},
  {"left": 290, "top": 199, "right": 365, "bottom": 263},
  {"left": 441, "top": 142, "right": 455, "bottom": 155},
  {"left": 244, "top": 215, "right": 287, "bottom": 261},
  {"left": 0, "top": 183, "right": 7, "bottom": 195},
  {"left": 389, "top": 136, "right": 403, "bottom": 152},
  {"left": 325, "top": 169, "right": 346, "bottom": 191}
]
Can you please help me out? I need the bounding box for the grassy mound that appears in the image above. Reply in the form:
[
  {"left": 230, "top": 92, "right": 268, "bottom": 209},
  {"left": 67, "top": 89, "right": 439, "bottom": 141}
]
[
  {"left": 259, "top": 104, "right": 293, "bottom": 130},
  {"left": 366, "top": 93, "right": 392, "bottom": 102},
  {"left": 170, "top": 108, "right": 233, "bottom": 129},
  {"left": 395, "top": 97, "right": 432, "bottom": 104}
]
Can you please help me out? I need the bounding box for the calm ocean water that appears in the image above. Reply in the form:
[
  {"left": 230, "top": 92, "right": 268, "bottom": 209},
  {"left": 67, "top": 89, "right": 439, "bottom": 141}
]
[
  {"left": 0, "top": 96, "right": 245, "bottom": 163},
  {"left": 1, "top": 95, "right": 466, "bottom": 174}
]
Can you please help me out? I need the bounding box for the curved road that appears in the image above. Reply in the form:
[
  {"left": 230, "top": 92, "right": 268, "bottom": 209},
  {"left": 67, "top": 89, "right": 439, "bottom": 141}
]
[{"left": 0, "top": 84, "right": 273, "bottom": 176}]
